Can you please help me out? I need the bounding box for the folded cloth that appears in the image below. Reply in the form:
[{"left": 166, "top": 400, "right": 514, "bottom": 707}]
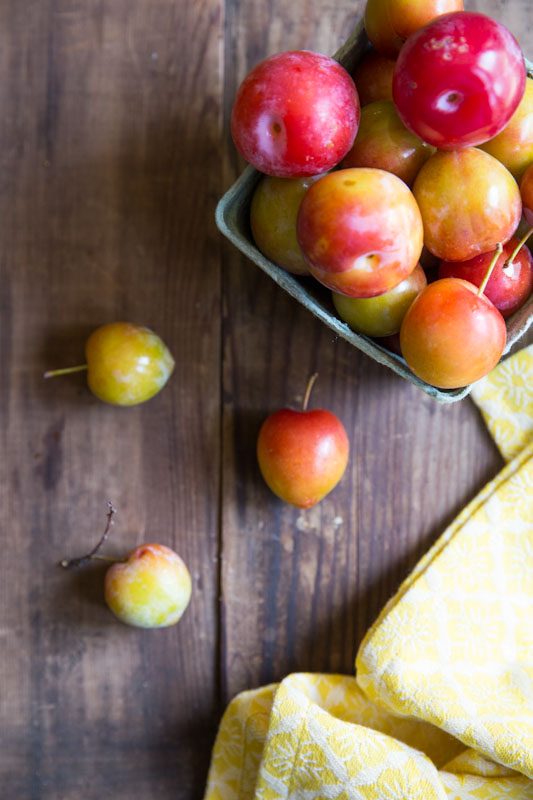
[
  {"left": 204, "top": 346, "right": 533, "bottom": 800},
  {"left": 470, "top": 344, "right": 533, "bottom": 462}
]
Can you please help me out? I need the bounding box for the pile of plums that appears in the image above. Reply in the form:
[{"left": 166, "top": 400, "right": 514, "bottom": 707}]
[{"left": 232, "top": 3, "right": 533, "bottom": 392}]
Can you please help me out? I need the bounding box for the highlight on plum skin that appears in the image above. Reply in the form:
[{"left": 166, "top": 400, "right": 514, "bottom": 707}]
[
  {"left": 230, "top": 50, "right": 360, "bottom": 177},
  {"left": 104, "top": 544, "right": 192, "bottom": 629}
]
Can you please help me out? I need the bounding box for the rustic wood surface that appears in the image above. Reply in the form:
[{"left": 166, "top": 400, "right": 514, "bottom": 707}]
[{"left": 0, "top": 0, "right": 531, "bottom": 798}]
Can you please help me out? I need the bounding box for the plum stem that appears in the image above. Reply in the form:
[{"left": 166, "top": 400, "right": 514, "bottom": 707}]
[
  {"left": 477, "top": 243, "right": 503, "bottom": 297},
  {"left": 60, "top": 502, "right": 120, "bottom": 569},
  {"left": 44, "top": 364, "right": 88, "bottom": 379},
  {"left": 504, "top": 227, "right": 533, "bottom": 270},
  {"left": 302, "top": 373, "right": 318, "bottom": 412},
  {"left": 88, "top": 554, "right": 125, "bottom": 563}
]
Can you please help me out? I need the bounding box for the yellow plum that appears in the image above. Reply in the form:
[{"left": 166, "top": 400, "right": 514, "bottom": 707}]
[
  {"left": 105, "top": 544, "right": 192, "bottom": 629},
  {"left": 413, "top": 148, "right": 521, "bottom": 261}
]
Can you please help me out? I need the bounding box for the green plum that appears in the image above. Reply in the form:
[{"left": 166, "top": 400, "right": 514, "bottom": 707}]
[
  {"left": 250, "top": 173, "right": 324, "bottom": 274},
  {"left": 332, "top": 263, "right": 427, "bottom": 337}
]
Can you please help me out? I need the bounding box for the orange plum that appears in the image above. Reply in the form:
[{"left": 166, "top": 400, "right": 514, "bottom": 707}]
[
  {"left": 250, "top": 174, "right": 324, "bottom": 274},
  {"left": 480, "top": 78, "right": 533, "bottom": 183},
  {"left": 400, "top": 277, "right": 506, "bottom": 389},
  {"left": 340, "top": 100, "right": 434, "bottom": 187},
  {"left": 365, "top": 0, "right": 463, "bottom": 59},
  {"left": 412, "top": 149, "right": 522, "bottom": 261},
  {"left": 297, "top": 168, "right": 423, "bottom": 297},
  {"left": 351, "top": 50, "right": 395, "bottom": 106},
  {"left": 257, "top": 376, "right": 349, "bottom": 508},
  {"left": 105, "top": 544, "right": 192, "bottom": 628},
  {"left": 332, "top": 263, "right": 426, "bottom": 337}
]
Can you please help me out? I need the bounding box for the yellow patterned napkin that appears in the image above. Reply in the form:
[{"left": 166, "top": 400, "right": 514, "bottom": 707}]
[
  {"left": 204, "top": 347, "right": 533, "bottom": 800},
  {"left": 470, "top": 344, "right": 533, "bottom": 462}
]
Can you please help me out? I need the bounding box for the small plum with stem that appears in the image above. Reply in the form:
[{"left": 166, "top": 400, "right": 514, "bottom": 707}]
[
  {"left": 400, "top": 245, "right": 507, "bottom": 389},
  {"left": 60, "top": 504, "right": 192, "bottom": 629},
  {"left": 45, "top": 322, "right": 174, "bottom": 406},
  {"left": 257, "top": 374, "right": 349, "bottom": 508},
  {"left": 438, "top": 238, "right": 533, "bottom": 318}
]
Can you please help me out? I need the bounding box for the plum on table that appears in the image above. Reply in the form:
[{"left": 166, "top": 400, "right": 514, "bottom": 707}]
[{"left": 45, "top": 322, "right": 174, "bottom": 406}]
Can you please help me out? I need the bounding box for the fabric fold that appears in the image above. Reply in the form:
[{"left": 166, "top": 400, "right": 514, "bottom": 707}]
[
  {"left": 204, "top": 347, "right": 533, "bottom": 799},
  {"left": 356, "top": 437, "right": 533, "bottom": 779}
]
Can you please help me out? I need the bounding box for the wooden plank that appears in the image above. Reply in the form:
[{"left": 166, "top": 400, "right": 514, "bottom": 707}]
[
  {"left": 220, "top": 0, "right": 531, "bottom": 704},
  {"left": 0, "top": 1, "right": 223, "bottom": 797},
  {"left": 1, "top": 0, "right": 532, "bottom": 796}
]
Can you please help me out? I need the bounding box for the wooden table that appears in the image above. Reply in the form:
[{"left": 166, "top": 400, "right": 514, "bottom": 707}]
[{"left": 1, "top": 1, "right": 531, "bottom": 797}]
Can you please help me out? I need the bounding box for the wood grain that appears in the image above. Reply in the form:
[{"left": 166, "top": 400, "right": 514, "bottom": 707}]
[
  {"left": 219, "top": 0, "right": 529, "bottom": 700},
  {"left": 0, "top": 1, "right": 223, "bottom": 797},
  {"left": 0, "top": 0, "right": 531, "bottom": 798}
]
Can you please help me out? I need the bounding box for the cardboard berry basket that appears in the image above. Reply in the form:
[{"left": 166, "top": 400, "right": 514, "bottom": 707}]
[{"left": 216, "top": 20, "right": 533, "bottom": 403}]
